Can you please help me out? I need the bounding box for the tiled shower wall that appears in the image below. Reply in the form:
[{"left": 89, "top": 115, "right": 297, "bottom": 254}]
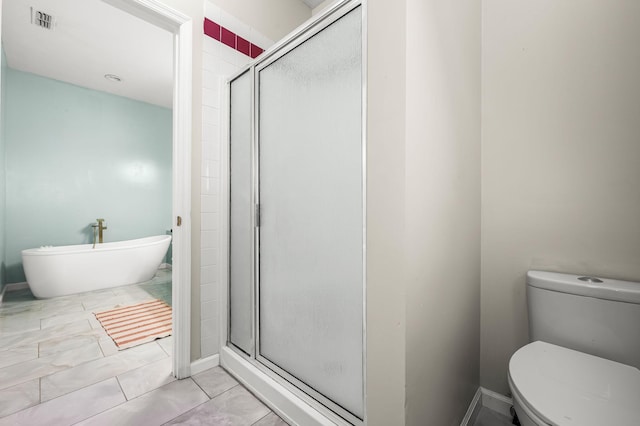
[{"left": 200, "top": 2, "right": 273, "bottom": 358}]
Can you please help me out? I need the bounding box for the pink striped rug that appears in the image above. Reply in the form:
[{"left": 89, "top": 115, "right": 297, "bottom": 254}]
[{"left": 94, "top": 300, "right": 172, "bottom": 350}]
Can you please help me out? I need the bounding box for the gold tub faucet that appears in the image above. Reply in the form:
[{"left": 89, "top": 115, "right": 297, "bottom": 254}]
[{"left": 96, "top": 218, "right": 107, "bottom": 243}]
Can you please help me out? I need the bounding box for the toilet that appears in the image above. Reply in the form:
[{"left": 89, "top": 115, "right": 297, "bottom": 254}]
[{"left": 508, "top": 270, "right": 640, "bottom": 426}]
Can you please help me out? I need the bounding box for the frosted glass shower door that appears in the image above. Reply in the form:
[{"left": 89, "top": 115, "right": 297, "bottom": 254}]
[
  {"left": 257, "top": 7, "right": 363, "bottom": 419},
  {"left": 229, "top": 71, "right": 253, "bottom": 355}
]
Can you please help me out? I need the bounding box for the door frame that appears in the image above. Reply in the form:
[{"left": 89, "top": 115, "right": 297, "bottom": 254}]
[
  {"left": 101, "top": 0, "right": 193, "bottom": 379},
  {"left": 0, "top": 0, "right": 193, "bottom": 377}
]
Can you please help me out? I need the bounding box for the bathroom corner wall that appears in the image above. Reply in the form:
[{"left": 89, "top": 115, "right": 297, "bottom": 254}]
[
  {"left": 366, "top": 1, "right": 481, "bottom": 423},
  {"left": 199, "top": 0, "right": 310, "bottom": 359},
  {"left": 4, "top": 70, "right": 172, "bottom": 283},
  {"left": 404, "top": 0, "right": 481, "bottom": 424},
  {"left": 365, "top": 0, "right": 407, "bottom": 424},
  {"left": 481, "top": 0, "right": 640, "bottom": 395}
]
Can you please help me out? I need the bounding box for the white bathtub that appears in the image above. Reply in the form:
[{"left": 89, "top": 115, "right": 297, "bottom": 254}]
[{"left": 22, "top": 235, "right": 171, "bottom": 299}]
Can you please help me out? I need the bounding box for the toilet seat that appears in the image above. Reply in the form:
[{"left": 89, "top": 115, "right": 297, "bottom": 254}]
[{"left": 508, "top": 341, "right": 640, "bottom": 426}]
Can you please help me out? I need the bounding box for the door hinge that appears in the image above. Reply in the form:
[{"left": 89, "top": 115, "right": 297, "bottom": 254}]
[{"left": 176, "top": 216, "right": 182, "bottom": 226}]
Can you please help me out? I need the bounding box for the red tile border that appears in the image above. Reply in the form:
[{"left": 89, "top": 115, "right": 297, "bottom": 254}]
[
  {"left": 250, "top": 43, "right": 264, "bottom": 59},
  {"left": 203, "top": 18, "right": 220, "bottom": 41},
  {"left": 237, "top": 36, "right": 250, "bottom": 57},
  {"left": 221, "top": 27, "right": 236, "bottom": 49},
  {"left": 203, "top": 18, "right": 264, "bottom": 59}
]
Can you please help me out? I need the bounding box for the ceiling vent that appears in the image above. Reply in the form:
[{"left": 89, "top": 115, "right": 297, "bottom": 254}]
[{"left": 31, "top": 7, "right": 55, "bottom": 30}]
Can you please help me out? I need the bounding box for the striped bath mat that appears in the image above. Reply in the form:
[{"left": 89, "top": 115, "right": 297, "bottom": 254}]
[{"left": 94, "top": 300, "right": 172, "bottom": 350}]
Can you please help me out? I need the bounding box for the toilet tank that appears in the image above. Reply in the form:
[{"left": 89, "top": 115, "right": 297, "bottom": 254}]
[{"left": 527, "top": 270, "right": 640, "bottom": 369}]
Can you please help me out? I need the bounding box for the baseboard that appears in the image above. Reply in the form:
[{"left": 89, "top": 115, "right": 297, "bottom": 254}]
[
  {"left": 460, "top": 387, "right": 482, "bottom": 426},
  {"left": 5, "top": 282, "right": 29, "bottom": 292},
  {"left": 190, "top": 354, "right": 220, "bottom": 375},
  {"left": 480, "top": 387, "right": 513, "bottom": 418},
  {"left": 0, "top": 282, "right": 29, "bottom": 305}
]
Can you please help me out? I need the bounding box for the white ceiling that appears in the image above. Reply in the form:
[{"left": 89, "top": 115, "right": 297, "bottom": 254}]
[{"left": 2, "top": 0, "right": 173, "bottom": 108}]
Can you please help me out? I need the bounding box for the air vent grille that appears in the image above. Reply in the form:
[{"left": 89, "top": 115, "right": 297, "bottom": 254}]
[{"left": 31, "top": 7, "right": 55, "bottom": 30}]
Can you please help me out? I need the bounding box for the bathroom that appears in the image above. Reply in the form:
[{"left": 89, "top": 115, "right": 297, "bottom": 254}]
[
  {"left": 1, "top": 0, "right": 640, "bottom": 425},
  {"left": 0, "top": 0, "right": 178, "bottom": 419},
  {"left": 0, "top": 0, "right": 174, "bottom": 284}
]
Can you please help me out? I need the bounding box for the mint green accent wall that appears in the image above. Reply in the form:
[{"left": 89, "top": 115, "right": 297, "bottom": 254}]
[
  {"left": 5, "top": 69, "right": 172, "bottom": 283},
  {"left": 0, "top": 48, "right": 7, "bottom": 289}
]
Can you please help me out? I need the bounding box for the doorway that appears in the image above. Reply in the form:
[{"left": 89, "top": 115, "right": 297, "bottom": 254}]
[
  {"left": 69, "top": 0, "right": 194, "bottom": 379},
  {"left": 0, "top": 0, "right": 192, "bottom": 378}
]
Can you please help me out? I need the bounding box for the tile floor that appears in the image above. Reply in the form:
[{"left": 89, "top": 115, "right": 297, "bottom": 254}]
[{"left": 0, "top": 270, "right": 287, "bottom": 425}]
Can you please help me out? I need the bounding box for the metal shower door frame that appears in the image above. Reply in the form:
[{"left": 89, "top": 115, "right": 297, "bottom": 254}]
[{"left": 226, "top": 1, "right": 367, "bottom": 424}]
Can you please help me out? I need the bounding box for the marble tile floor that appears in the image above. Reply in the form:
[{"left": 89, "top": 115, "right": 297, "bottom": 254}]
[{"left": 0, "top": 270, "right": 287, "bottom": 425}]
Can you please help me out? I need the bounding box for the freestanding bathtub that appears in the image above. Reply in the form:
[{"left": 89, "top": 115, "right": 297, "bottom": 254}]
[{"left": 22, "top": 235, "right": 171, "bottom": 299}]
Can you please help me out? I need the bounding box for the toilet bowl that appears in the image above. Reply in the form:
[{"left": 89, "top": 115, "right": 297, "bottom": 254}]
[
  {"left": 507, "top": 271, "right": 640, "bottom": 426},
  {"left": 508, "top": 341, "right": 640, "bottom": 426}
]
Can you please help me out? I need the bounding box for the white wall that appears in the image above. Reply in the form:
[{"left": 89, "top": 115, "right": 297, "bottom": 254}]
[
  {"left": 311, "top": 0, "right": 335, "bottom": 15},
  {"left": 366, "top": 0, "right": 481, "bottom": 424},
  {"left": 405, "top": 0, "right": 481, "bottom": 424},
  {"left": 208, "top": 0, "right": 310, "bottom": 42},
  {"left": 365, "top": 0, "right": 407, "bottom": 423},
  {"left": 481, "top": 0, "right": 640, "bottom": 395}
]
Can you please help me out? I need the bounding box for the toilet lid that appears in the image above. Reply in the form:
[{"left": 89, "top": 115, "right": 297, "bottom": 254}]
[{"left": 509, "top": 341, "right": 640, "bottom": 426}]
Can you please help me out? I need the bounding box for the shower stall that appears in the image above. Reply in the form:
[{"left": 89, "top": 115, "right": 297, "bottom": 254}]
[{"left": 222, "top": 1, "right": 365, "bottom": 424}]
